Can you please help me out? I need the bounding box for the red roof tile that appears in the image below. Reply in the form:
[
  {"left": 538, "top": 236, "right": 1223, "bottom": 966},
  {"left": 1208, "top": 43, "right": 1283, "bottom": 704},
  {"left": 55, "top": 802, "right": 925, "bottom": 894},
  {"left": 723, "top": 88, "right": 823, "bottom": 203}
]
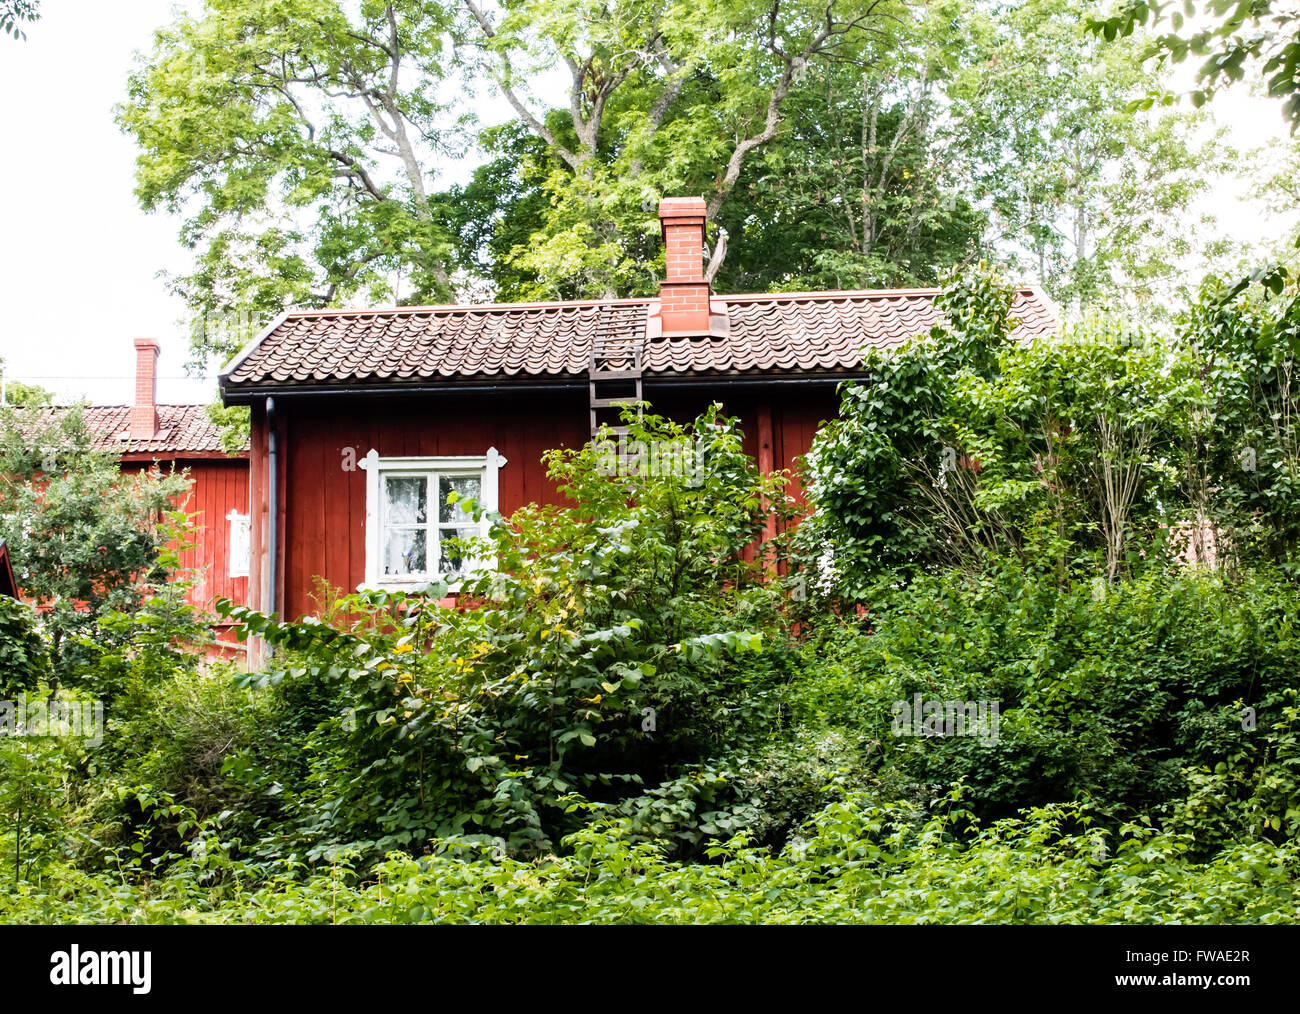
[
  {"left": 12, "top": 404, "right": 247, "bottom": 456},
  {"left": 221, "top": 287, "right": 1057, "bottom": 393}
]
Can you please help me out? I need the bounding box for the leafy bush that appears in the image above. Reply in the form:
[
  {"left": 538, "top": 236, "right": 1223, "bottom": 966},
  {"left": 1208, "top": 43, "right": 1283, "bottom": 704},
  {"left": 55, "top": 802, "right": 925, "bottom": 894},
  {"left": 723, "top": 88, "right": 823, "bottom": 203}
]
[
  {"left": 787, "top": 563, "right": 1300, "bottom": 828},
  {"left": 215, "top": 408, "right": 796, "bottom": 864},
  {"left": 0, "top": 405, "right": 194, "bottom": 685},
  {"left": 0, "top": 594, "right": 48, "bottom": 696},
  {"left": 3, "top": 795, "right": 1296, "bottom": 925}
]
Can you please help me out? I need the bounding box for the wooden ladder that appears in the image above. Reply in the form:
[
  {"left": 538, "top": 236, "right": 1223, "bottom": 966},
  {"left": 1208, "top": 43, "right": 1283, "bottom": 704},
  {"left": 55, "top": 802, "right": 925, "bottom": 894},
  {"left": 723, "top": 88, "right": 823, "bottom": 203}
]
[{"left": 589, "top": 306, "right": 644, "bottom": 438}]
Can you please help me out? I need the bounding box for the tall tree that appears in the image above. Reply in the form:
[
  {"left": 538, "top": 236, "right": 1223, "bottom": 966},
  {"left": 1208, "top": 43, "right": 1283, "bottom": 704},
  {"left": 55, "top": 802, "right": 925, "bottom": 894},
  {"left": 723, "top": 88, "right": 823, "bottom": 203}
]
[
  {"left": 124, "top": 0, "right": 1225, "bottom": 337},
  {"left": 1092, "top": 0, "right": 1300, "bottom": 131},
  {"left": 458, "top": 0, "right": 907, "bottom": 297},
  {"left": 120, "top": 0, "right": 463, "bottom": 361},
  {"left": 950, "top": 0, "right": 1224, "bottom": 315},
  {"left": 123, "top": 0, "right": 907, "bottom": 344},
  {"left": 711, "top": 10, "right": 987, "bottom": 293}
]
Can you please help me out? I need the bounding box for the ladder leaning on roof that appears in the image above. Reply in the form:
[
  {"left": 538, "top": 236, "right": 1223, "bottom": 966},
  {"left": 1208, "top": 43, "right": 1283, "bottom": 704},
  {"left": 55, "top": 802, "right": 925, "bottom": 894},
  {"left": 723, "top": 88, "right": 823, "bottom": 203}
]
[{"left": 588, "top": 304, "right": 644, "bottom": 438}]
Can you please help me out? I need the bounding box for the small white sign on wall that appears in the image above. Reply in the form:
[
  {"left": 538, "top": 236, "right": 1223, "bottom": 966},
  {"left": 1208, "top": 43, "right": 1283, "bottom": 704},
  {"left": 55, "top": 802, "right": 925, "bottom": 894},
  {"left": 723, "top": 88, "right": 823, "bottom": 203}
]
[{"left": 227, "top": 510, "right": 251, "bottom": 578}]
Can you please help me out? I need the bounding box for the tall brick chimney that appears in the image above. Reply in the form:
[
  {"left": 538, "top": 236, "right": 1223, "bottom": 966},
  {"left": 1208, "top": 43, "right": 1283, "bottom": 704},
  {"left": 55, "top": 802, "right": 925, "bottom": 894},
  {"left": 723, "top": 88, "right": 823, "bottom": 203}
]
[
  {"left": 130, "top": 338, "right": 160, "bottom": 439},
  {"left": 656, "top": 196, "right": 712, "bottom": 335}
]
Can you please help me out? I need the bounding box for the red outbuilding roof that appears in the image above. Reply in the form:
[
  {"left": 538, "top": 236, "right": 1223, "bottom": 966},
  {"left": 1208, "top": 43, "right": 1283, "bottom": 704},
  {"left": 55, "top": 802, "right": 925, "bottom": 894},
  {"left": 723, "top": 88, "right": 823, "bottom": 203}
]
[{"left": 14, "top": 404, "right": 246, "bottom": 456}]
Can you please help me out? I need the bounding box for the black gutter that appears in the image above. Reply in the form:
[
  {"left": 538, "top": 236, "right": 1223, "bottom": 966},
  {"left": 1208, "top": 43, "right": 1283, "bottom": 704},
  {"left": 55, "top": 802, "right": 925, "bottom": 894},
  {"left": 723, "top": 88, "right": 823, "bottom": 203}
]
[
  {"left": 219, "top": 372, "right": 865, "bottom": 404},
  {"left": 266, "top": 396, "right": 278, "bottom": 621}
]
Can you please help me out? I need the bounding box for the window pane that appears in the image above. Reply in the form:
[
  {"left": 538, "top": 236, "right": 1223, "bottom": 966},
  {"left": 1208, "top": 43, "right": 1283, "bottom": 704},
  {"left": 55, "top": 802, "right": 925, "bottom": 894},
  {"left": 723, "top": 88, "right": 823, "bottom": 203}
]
[
  {"left": 438, "top": 526, "right": 479, "bottom": 574},
  {"left": 385, "top": 475, "right": 427, "bottom": 525},
  {"left": 439, "top": 475, "right": 481, "bottom": 524},
  {"left": 383, "top": 528, "right": 426, "bottom": 576}
]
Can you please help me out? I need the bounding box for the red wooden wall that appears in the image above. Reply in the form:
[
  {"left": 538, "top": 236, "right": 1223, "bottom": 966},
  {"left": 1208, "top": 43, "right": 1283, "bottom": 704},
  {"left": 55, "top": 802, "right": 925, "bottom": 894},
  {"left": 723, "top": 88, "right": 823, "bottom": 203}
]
[
  {"left": 122, "top": 455, "right": 250, "bottom": 646},
  {"left": 247, "top": 387, "right": 840, "bottom": 624}
]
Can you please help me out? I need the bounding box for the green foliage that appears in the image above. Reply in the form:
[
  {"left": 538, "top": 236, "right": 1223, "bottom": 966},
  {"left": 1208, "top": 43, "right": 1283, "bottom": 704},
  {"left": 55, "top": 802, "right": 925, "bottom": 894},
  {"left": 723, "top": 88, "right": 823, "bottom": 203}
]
[
  {"left": 0, "top": 406, "right": 195, "bottom": 686},
  {"left": 205, "top": 402, "right": 251, "bottom": 458},
  {"left": 1091, "top": 0, "right": 1300, "bottom": 131},
  {"left": 1179, "top": 269, "right": 1300, "bottom": 567},
  {"left": 6, "top": 275, "right": 1300, "bottom": 921},
  {"left": 118, "top": 0, "right": 1226, "bottom": 328},
  {"left": 0, "top": 595, "right": 49, "bottom": 697},
  {"left": 1173, "top": 689, "right": 1300, "bottom": 853},
  {"left": 442, "top": 122, "right": 554, "bottom": 300},
  {"left": 800, "top": 264, "right": 1287, "bottom": 596},
  {"left": 789, "top": 564, "right": 1300, "bottom": 825},
  {"left": 3, "top": 795, "right": 1297, "bottom": 924},
  {"left": 0, "top": 0, "right": 38, "bottom": 42},
  {"left": 957, "top": 0, "right": 1224, "bottom": 314},
  {"left": 799, "top": 264, "right": 1026, "bottom": 590},
  {"left": 714, "top": 50, "right": 986, "bottom": 293},
  {"left": 0, "top": 358, "right": 53, "bottom": 408},
  {"left": 215, "top": 407, "right": 793, "bottom": 862},
  {"left": 118, "top": 0, "right": 461, "bottom": 359},
  {"left": 0, "top": 686, "right": 100, "bottom": 888}
]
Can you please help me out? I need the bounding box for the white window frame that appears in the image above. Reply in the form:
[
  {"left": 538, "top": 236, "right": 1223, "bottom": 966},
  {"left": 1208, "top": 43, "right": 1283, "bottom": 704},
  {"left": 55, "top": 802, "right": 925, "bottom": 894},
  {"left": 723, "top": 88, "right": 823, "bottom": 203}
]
[
  {"left": 359, "top": 447, "right": 507, "bottom": 591},
  {"left": 226, "top": 510, "right": 251, "bottom": 579}
]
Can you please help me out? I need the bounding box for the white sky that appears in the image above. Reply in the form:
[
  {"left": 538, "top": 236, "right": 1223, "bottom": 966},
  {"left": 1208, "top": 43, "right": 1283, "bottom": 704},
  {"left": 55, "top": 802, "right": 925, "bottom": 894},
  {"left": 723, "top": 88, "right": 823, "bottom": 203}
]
[
  {"left": 0, "top": 1, "right": 1295, "bottom": 406},
  {"left": 0, "top": 1, "right": 209, "bottom": 405}
]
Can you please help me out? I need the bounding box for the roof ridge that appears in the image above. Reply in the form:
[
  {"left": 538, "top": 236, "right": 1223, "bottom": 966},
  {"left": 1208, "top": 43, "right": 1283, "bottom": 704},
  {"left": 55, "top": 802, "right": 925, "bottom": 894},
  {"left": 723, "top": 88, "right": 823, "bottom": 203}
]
[
  {"left": 274, "top": 284, "right": 1041, "bottom": 319},
  {"left": 719, "top": 285, "right": 1040, "bottom": 303},
  {"left": 284, "top": 296, "right": 653, "bottom": 318}
]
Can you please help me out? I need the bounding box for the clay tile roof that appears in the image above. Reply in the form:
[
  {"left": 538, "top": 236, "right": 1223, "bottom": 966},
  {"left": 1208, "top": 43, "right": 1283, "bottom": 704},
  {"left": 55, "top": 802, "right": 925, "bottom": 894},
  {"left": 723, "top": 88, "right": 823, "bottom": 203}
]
[
  {"left": 221, "top": 287, "right": 1057, "bottom": 394},
  {"left": 10, "top": 404, "right": 247, "bottom": 456}
]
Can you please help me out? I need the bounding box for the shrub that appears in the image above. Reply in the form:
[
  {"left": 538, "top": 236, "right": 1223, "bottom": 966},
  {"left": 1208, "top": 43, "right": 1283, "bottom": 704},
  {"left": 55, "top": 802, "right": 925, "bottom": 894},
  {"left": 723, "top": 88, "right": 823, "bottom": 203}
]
[
  {"left": 0, "top": 594, "right": 49, "bottom": 697},
  {"left": 216, "top": 407, "right": 796, "bottom": 864}
]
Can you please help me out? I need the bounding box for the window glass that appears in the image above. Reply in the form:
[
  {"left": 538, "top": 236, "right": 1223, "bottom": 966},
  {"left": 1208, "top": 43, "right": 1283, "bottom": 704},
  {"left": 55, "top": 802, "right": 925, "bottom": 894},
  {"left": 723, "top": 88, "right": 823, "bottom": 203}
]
[
  {"left": 439, "top": 475, "right": 480, "bottom": 523},
  {"left": 383, "top": 527, "right": 427, "bottom": 576},
  {"left": 385, "top": 475, "right": 427, "bottom": 525},
  {"left": 228, "top": 513, "right": 250, "bottom": 578}
]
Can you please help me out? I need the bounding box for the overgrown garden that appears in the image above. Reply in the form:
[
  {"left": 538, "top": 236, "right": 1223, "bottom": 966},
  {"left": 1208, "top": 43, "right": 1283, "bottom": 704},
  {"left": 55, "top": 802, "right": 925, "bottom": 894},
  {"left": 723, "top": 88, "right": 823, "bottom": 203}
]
[{"left": 3, "top": 268, "right": 1300, "bottom": 923}]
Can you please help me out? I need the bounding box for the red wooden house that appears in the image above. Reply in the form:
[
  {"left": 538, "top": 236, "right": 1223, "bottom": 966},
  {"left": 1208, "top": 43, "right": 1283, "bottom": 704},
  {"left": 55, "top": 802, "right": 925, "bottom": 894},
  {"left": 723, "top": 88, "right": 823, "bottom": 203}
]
[
  {"left": 18, "top": 340, "right": 251, "bottom": 647},
  {"left": 220, "top": 198, "right": 1055, "bottom": 654}
]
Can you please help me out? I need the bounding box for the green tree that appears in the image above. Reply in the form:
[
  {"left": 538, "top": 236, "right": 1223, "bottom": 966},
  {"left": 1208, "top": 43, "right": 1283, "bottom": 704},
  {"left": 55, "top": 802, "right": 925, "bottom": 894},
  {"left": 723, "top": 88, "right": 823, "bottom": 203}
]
[
  {"left": 0, "top": 406, "right": 193, "bottom": 684},
  {"left": 121, "top": 0, "right": 909, "bottom": 334},
  {"left": 952, "top": 0, "right": 1225, "bottom": 315},
  {"left": 119, "top": 0, "right": 463, "bottom": 361},
  {"left": 457, "top": 0, "right": 907, "bottom": 299},
  {"left": 1180, "top": 269, "right": 1300, "bottom": 567},
  {"left": 713, "top": 40, "right": 987, "bottom": 293},
  {"left": 1091, "top": 0, "right": 1300, "bottom": 131},
  {"left": 442, "top": 121, "right": 555, "bottom": 301},
  {"left": 0, "top": 359, "right": 53, "bottom": 408},
  {"left": 799, "top": 264, "right": 1200, "bottom": 595}
]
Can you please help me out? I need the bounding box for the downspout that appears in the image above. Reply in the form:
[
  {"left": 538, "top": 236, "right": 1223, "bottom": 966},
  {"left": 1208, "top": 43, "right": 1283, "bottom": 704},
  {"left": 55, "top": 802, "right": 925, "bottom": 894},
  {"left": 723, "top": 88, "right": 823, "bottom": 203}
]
[{"left": 266, "top": 396, "right": 278, "bottom": 619}]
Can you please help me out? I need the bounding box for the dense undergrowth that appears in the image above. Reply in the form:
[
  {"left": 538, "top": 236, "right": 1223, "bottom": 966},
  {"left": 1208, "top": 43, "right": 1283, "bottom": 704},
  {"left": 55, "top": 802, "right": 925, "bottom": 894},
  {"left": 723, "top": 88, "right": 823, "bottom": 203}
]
[{"left": 3, "top": 269, "right": 1300, "bottom": 923}]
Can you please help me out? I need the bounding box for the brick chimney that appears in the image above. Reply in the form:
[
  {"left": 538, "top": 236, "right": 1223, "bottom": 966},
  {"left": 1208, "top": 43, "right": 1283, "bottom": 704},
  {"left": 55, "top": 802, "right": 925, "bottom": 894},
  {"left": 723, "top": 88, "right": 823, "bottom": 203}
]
[
  {"left": 130, "top": 338, "right": 160, "bottom": 439},
  {"left": 656, "top": 196, "right": 712, "bottom": 335}
]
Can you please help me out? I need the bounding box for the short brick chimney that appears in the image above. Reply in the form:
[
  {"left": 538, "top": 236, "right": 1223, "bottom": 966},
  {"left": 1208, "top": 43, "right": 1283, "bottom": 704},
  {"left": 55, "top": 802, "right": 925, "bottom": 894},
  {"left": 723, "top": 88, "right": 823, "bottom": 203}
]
[
  {"left": 656, "top": 196, "right": 712, "bottom": 335},
  {"left": 130, "top": 338, "right": 160, "bottom": 439}
]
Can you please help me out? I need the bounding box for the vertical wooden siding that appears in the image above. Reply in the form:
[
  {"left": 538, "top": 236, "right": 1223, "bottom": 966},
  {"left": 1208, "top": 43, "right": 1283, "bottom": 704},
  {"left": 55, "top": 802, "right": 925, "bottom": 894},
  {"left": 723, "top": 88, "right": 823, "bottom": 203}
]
[
  {"left": 122, "top": 457, "right": 251, "bottom": 613},
  {"left": 260, "top": 386, "right": 843, "bottom": 622}
]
